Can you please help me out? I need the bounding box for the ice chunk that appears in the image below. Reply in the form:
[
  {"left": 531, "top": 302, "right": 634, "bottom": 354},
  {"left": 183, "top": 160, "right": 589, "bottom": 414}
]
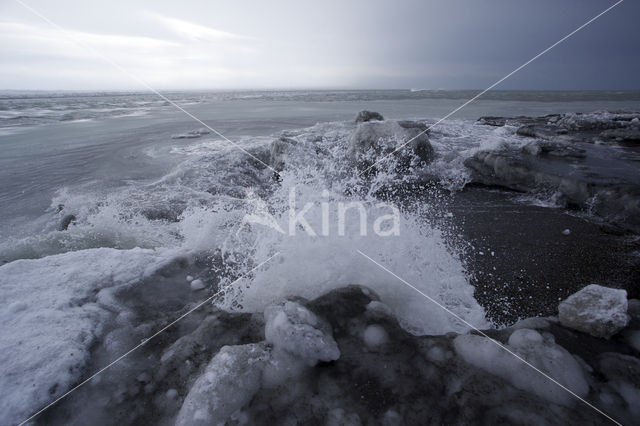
[
  {"left": 190, "top": 279, "right": 205, "bottom": 291},
  {"left": 363, "top": 324, "right": 389, "bottom": 349},
  {"left": 355, "top": 110, "right": 384, "bottom": 123},
  {"left": 511, "top": 317, "right": 550, "bottom": 330},
  {"left": 326, "top": 407, "right": 362, "bottom": 425},
  {"left": 559, "top": 284, "right": 629, "bottom": 338},
  {"left": 349, "top": 120, "right": 434, "bottom": 166},
  {"left": 562, "top": 229, "right": 571, "bottom": 236},
  {"left": 171, "top": 128, "right": 210, "bottom": 139},
  {"left": 264, "top": 301, "right": 340, "bottom": 366},
  {"left": 366, "top": 301, "right": 392, "bottom": 316},
  {"left": 454, "top": 329, "right": 589, "bottom": 405},
  {"left": 175, "top": 344, "right": 270, "bottom": 426},
  {"left": 382, "top": 409, "right": 403, "bottom": 426},
  {"left": 508, "top": 328, "right": 544, "bottom": 346}
]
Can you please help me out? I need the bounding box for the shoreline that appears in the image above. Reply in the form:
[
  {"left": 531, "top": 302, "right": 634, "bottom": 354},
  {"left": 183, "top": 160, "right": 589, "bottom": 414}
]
[
  {"left": 452, "top": 186, "right": 640, "bottom": 325},
  {"left": 2, "top": 106, "right": 640, "bottom": 424}
]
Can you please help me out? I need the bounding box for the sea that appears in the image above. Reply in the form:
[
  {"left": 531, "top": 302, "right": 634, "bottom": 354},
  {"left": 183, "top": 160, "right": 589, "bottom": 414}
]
[{"left": 2, "top": 89, "right": 640, "bottom": 238}]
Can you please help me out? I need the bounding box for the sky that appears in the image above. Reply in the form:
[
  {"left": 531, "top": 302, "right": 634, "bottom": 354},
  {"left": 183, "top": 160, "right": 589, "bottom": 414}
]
[{"left": 0, "top": 0, "right": 638, "bottom": 91}]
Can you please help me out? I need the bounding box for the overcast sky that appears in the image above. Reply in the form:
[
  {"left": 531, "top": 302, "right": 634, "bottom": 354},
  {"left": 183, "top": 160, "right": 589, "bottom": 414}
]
[{"left": 0, "top": 0, "right": 637, "bottom": 90}]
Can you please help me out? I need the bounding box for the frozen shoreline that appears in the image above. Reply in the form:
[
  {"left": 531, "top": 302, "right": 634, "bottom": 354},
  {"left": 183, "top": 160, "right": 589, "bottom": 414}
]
[
  {"left": 2, "top": 107, "right": 640, "bottom": 424},
  {"left": 16, "top": 283, "right": 640, "bottom": 426}
]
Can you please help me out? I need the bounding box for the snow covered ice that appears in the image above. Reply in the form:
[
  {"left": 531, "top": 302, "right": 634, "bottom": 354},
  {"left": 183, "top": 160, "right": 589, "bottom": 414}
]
[
  {"left": 175, "top": 344, "right": 271, "bottom": 426},
  {"left": 453, "top": 329, "right": 589, "bottom": 405},
  {"left": 0, "top": 247, "right": 164, "bottom": 425},
  {"left": 558, "top": 284, "right": 630, "bottom": 338},
  {"left": 170, "top": 287, "right": 640, "bottom": 424},
  {"left": 264, "top": 301, "right": 340, "bottom": 366},
  {"left": 362, "top": 324, "right": 389, "bottom": 349},
  {"left": 190, "top": 279, "right": 205, "bottom": 291},
  {"left": 177, "top": 300, "right": 341, "bottom": 425},
  {"left": 1, "top": 95, "right": 640, "bottom": 425}
]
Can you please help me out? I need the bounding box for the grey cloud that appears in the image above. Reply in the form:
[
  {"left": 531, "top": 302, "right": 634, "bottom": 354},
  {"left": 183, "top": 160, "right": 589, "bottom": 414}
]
[{"left": 0, "top": 0, "right": 637, "bottom": 90}]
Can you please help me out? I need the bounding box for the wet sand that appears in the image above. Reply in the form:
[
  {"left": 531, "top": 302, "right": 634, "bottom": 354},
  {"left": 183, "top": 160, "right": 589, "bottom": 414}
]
[{"left": 451, "top": 186, "right": 640, "bottom": 325}]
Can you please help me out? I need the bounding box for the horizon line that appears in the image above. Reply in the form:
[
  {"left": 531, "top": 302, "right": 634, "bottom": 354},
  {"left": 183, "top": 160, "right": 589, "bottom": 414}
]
[{"left": 2, "top": 87, "right": 640, "bottom": 94}]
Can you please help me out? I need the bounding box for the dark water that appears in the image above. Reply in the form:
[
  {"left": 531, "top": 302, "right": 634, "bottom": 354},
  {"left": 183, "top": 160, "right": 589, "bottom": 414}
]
[{"left": 2, "top": 89, "right": 639, "bottom": 237}]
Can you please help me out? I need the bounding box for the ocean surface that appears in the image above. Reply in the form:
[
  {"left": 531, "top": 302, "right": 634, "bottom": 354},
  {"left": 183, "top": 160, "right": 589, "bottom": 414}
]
[
  {"left": 1, "top": 89, "right": 640, "bottom": 424},
  {"left": 2, "top": 89, "right": 640, "bottom": 317},
  {"left": 2, "top": 89, "right": 640, "bottom": 239}
]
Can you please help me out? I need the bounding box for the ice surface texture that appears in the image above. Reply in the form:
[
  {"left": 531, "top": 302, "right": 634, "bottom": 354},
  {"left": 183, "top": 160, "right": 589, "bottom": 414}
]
[
  {"left": 175, "top": 343, "right": 270, "bottom": 426},
  {"left": 264, "top": 300, "right": 340, "bottom": 366},
  {"left": 177, "top": 301, "right": 340, "bottom": 425},
  {"left": 454, "top": 329, "right": 589, "bottom": 405},
  {"left": 468, "top": 112, "right": 640, "bottom": 233},
  {"left": 559, "top": 284, "right": 629, "bottom": 338},
  {"left": 171, "top": 286, "right": 640, "bottom": 425},
  {"left": 0, "top": 247, "right": 163, "bottom": 425}
]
